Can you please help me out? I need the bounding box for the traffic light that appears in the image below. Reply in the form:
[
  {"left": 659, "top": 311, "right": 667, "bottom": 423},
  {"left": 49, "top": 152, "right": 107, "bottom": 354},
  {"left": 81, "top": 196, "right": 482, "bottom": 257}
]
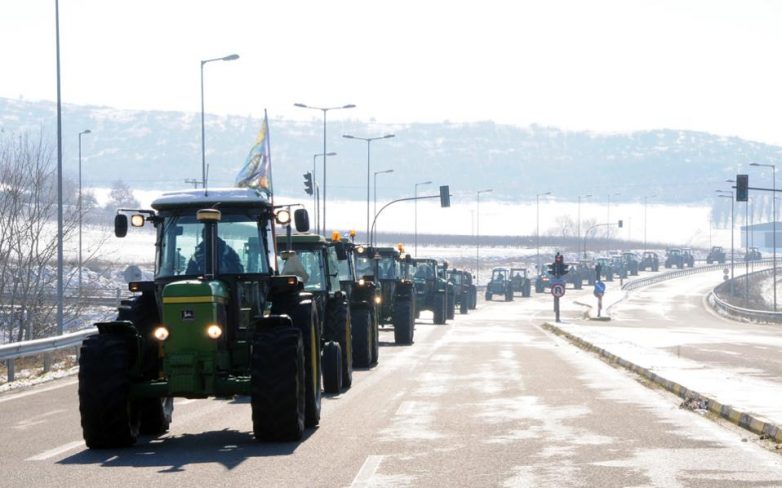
[
  {"left": 618, "top": 219, "right": 623, "bottom": 228},
  {"left": 439, "top": 185, "right": 451, "bottom": 207},
  {"left": 303, "top": 172, "right": 313, "bottom": 195},
  {"left": 736, "top": 174, "right": 748, "bottom": 202}
]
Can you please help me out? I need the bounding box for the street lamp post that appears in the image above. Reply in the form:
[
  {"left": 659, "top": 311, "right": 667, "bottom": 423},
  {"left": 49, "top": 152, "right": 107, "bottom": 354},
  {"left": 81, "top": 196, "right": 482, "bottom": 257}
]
[
  {"left": 476, "top": 189, "right": 493, "bottom": 284},
  {"left": 717, "top": 190, "right": 735, "bottom": 293},
  {"left": 78, "top": 129, "right": 91, "bottom": 300},
  {"left": 577, "top": 194, "right": 592, "bottom": 256},
  {"left": 750, "top": 163, "right": 777, "bottom": 311},
  {"left": 536, "top": 192, "right": 551, "bottom": 273},
  {"left": 374, "top": 169, "right": 394, "bottom": 239},
  {"left": 643, "top": 194, "right": 657, "bottom": 252},
  {"left": 414, "top": 181, "right": 432, "bottom": 255},
  {"left": 201, "top": 53, "right": 239, "bottom": 189},
  {"left": 295, "top": 103, "right": 355, "bottom": 233},
  {"left": 343, "top": 133, "right": 395, "bottom": 242},
  {"left": 606, "top": 192, "right": 620, "bottom": 241},
  {"left": 313, "top": 152, "right": 336, "bottom": 234},
  {"left": 55, "top": 0, "right": 64, "bottom": 335}
]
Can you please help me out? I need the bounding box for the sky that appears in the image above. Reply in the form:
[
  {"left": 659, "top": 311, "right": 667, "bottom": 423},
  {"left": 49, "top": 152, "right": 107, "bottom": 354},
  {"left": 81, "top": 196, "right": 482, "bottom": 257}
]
[{"left": 2, "top": 1, "right": 782, "bottom": 145}]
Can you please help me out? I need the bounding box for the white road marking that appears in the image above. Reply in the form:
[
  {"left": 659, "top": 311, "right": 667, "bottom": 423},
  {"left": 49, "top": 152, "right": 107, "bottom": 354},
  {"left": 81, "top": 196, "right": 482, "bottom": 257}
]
[
  {"left": 350, "top": 455, "right": 384, "bottom": 487},
  {"left": 174, "top": 399, "right": 197, "bottom": 406},
  {"left": 14, "top": 409, "right": 66, "bottom": 430},
  {"left": 26, "top": 440, "right": 85, "bottom": 461},
  {"left": 0, "top": 379, "right": 78, "bottom": 404},
  {"left": 395, "top": 400, "right": 417, "bottom": 416}
]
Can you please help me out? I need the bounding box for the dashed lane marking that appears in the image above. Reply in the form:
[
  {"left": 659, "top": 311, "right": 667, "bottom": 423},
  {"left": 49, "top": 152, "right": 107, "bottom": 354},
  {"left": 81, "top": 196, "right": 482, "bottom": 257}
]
[
  {"left": 350, "top": 455, "right": 384, "bottom": 487},
  {"left": 0, "top": 380, "right": 78, "bottom": 404},
  {"left": 26, "top": 440, "right": 85, "bottom": 461}
]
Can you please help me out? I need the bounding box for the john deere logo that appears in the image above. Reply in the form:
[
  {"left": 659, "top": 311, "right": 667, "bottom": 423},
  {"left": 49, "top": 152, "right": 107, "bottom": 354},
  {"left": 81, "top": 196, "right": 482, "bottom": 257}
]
[{"left": 181, "top": 310, "right": 195, "bottom": 320}]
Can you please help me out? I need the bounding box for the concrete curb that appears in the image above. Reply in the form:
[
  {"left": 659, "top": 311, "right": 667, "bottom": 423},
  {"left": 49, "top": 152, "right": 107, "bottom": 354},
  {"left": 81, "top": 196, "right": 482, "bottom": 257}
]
[
  {"left": 541, "top": 322, "right": 782, "bottom": 444},
  {"left": 573, "top": 300, "right": 611, "bottom": 321}
]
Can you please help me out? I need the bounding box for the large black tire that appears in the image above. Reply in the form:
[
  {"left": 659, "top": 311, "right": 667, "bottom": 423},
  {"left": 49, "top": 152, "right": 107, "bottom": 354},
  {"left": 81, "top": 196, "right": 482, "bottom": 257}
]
[
  {"left": 505, "top": 287, "right": 513, "bottom": 302},
  {"left": 351, "top": 307, "right": 372, "bottom": 368},
  {"left": 290, "top": 299, "right": 321, "bottom": 428},
  {"left": 652, "top": 263, "right": 659, "bottom": 272},
  {"left": 470, "top": 287, "right": 477, "bottom": 309},
  {"left": 326, "top": 300, "right": 352, "bottom": 389},
  {"left": 251, "top": 326, "right": 305, "bottom": 441},
  {"left": 446, "top": 289, "right": 455, "bottom": 320},
  {"left": 485, "top": 291, "right": 492, "bottom": 301},
  {"left": 79, "top": 334, "right": 140, "bottom": 449},
  {"left": 138, "top": 397, "right": 174, "bottom": 435},
  {"left": 433, "top": 292, "right": 447, "bottom": 325},
  {"left": 459, "top": 293, "right": 468, "bottom": 314},
  {"left": 393, "top": 299, "right": 414, "bottom": 345},
  {"left": 523, "top": 282, "right": 531, "bottom": 297},
  {"left": 321, "top": 341, "right": 342, "bottom": 394},
  {"left": 370, "top": 307, "right": 379, "bottom": 365}
]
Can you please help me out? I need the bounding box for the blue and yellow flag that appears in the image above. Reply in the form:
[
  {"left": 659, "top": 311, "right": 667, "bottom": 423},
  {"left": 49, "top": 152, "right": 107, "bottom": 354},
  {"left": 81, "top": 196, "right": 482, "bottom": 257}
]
[{"left": 235, "top": 110, "right": 272, "bottom": 195}]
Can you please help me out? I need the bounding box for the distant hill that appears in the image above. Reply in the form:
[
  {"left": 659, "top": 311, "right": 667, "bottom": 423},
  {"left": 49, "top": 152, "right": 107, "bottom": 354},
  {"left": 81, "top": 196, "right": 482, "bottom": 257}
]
[{"left": 1, "top": 96, "right": 779, "bottom": 204}]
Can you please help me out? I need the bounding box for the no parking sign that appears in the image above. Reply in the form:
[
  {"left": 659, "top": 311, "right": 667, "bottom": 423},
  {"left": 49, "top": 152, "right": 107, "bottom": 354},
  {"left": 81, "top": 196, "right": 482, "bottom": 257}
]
[{"left": 551, "top": 282, "right": 566, "bottom": 298}]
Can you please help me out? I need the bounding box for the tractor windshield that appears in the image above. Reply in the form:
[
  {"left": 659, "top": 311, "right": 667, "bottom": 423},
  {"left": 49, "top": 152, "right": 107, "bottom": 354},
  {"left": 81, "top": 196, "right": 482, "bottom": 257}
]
[
  {"left": 157, "top": 213, "right": 269, "bottom": 278},
  {"left": 278, "top": 249, "right": 326, "bottom": 292},
  {"left": 355, "top": 255, "right": 375, "bottom": 279},
  {"left": 411, "top": 261, "right": 435, "bottom": 280},
  {"left": 377, "top": 256, "right": 398, "bottom": 279}
]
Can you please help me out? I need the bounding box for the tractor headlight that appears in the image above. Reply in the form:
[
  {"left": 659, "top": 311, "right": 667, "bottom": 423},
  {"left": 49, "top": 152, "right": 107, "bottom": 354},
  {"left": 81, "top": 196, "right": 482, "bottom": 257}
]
[
  {"left": 206, "top": 324, "right": 223, "bottom": 339},
  {"left": 153, "top": 326, "right": 169, "bottom": 341},
  {"left": 374, "top": 296, "right": 382, "bottom": 304},
  {"left": 358, "top": 278, "right": 366, "bottom": 286}
]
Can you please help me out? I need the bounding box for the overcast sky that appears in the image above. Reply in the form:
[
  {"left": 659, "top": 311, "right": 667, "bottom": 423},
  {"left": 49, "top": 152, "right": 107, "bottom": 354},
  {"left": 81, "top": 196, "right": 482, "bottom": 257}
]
[{"left": 3, "top": 1, "right": 782, "bottom": 145}]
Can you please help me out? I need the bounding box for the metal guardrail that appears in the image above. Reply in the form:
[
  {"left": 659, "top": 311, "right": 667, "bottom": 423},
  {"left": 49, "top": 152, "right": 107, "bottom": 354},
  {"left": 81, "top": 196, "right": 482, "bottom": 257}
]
[
  {"left": 1, "top": 328, "right": 96, "bottom": 383},
  {"left": 710, "top": 267, "right": 782, "bottom": 324},
  {"left": 621, "top": 258, "right": 778, "bottom": 291}
]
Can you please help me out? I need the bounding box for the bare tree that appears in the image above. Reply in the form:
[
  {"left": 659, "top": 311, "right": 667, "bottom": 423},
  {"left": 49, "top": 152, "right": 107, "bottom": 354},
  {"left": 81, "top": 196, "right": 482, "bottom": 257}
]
[{"left": 0, "top": 133, "right": 83, "bottom": 342}]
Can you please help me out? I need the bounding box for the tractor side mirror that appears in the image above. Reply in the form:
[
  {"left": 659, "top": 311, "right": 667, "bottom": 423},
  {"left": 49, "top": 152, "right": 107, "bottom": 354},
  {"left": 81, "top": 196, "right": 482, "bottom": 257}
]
[
  {"left": 294, "top": 209, "right": 310, "bottom": 232},
  {"left": 114, "top": 214, "right": 128, "bottom": 238},
  {"left": 335, "top": 242, "right": 348, "bottom": 261},
  {"left": 405, "top": 254, "right": 412, "bottom": 264}
]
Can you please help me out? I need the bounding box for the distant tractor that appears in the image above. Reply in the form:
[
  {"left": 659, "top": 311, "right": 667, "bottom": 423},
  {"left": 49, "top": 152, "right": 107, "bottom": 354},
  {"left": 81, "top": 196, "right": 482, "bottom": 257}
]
[
  {"left": 745, "top": 247, "right": 762, "bottom": 261},
  {"left": 408, "top": 258, "right": 451, "bottom": 324},
  {"left": 706, "top": 246, "right": 726, "bottom": 264},
  {"left": 682, "top": 248, "right": 696, "bottom": 267},
  {"left": 665, "top": 248, "right": 685, "bottom": 269},
  {"left": 509, "top": 267, "right": 532, "bottom": 297},
  {"left": 595, "top": 257, "right": 615, "bottom": 281},
  {"left": 622, "top": 252, "right": 640, "bottom": 276},
  {"left": 78, "top": 188, "right": 321, "bottom": 448},
  {"left": 276, "top": 233, "right": 353, "bottom": 394},
  {"left": 354, "top": 245, "right": 416, "bottom": 345},
  {"left": 639, "top": 251, "right": 660, "bottom": 271},
  {"left": 486, "top": 267, "right": 514, "bottom": 301},
  {"left": 447, "top": 269, "right": 472, "bottom": 314},
  {"left": 329, "top": 235, "right": 381, "bottom": 369}
]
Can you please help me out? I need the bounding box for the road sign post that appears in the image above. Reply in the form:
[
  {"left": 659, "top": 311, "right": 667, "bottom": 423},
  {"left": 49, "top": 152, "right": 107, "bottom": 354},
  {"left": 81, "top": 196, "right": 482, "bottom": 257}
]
[
  {"left": 594, "top": 280, "right": 606, "bottom": 317},
  {"left": 549, "top": 253, "right": 568, "bottom": 322}
]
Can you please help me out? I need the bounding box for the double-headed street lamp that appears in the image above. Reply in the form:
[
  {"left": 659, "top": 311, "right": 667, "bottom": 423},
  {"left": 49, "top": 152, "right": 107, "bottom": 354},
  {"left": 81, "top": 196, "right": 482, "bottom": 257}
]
[
  {"left": 78, "top": 129, "right": 91, "bottom": 299},
  {"left": 374, "top": 169, "right": 394, "bottom": 238},
  {"left": 343, "top": 133, "right": 395, "bottom": 241},
  {"left": 312, "top": 152, "right": 336, "bottom": 234},
  {"left": 750, "top": 162, "right": 777, "bottom": 311},
  {"left": 414, "top": 181, "right": 432, "bottom": 255},
  {"left": 201, "top": 54, "right": 239, "bottom": 188},
  {"left": 476, "top": 189, "right": 493, "bottom": 283},
  {"left": 606, "top": 192, "right": 620, "bottom": 239},
  {"left": 295, "top": 103, "right": 355, "bottom": 233},
  {"left": 536, "top": 192, "right": 551, "bottom": 273}
]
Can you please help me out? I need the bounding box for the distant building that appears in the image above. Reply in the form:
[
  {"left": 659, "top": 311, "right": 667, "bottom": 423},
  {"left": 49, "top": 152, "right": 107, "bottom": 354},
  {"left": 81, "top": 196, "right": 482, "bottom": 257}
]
[{"left": 740, "top": 222, "right": 782, "bottom": 253}]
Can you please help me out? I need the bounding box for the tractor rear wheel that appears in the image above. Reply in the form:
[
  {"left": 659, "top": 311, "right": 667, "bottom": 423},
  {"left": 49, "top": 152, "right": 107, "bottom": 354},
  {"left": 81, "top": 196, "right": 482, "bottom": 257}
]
[
  {"left": 459, "top": 293, "right": 468, "bottom": 314},
  {"left": 485, "top": 291, "right": 492, "bottom": 301},
  {"left": 290, "top": 299, "right": 321, "bottom": 428},
  {"left": 447, "top": 289, "right": 456, "bottom": 320},
  {"left": 433, "top": 292, "right": 447, "bottom": 325},
  {"left": 79, "top": 334, "right": 140, "bottom": 449},
  {"left": 351, "top": 307, "right": 372, "bottom": 368},
  {"left": 321, "top": 341, "right": 342, "bottom": 394},
  {"left": 370, "top": 308, "right": 380, "bottom": 365},
  {"left": 251, "top": 326, "right": 305, "bottom": 441},
  {"left": 393, "top": 299, "right": 414, "bottom": 345},
  {"left": 326, "top": 300, "right": 352, "bottom": 389}
]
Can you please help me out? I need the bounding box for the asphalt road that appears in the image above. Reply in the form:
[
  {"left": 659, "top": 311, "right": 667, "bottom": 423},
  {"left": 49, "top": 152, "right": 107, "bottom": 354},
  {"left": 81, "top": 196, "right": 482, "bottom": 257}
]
[{"left": 2, "top": 287, "right": 781, "bottom": 487}]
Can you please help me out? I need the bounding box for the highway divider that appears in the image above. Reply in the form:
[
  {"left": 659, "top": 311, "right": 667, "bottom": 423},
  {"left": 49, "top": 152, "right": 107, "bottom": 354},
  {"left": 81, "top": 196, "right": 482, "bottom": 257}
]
[{"left": 710, "top": 267, "right": 782, "bottom": 324}]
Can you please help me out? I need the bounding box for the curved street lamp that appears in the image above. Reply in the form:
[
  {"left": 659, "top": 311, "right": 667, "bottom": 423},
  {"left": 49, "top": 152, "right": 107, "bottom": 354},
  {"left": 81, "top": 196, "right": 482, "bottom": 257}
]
[
  {"left": 343, "top": 133, "right": 395, "bottom": 241},
  {"left": 201, "top": 53, "right": 239, "bottom": 188},
  {"left": 476, "top": 189, "right": 493, "bottom": 283}
]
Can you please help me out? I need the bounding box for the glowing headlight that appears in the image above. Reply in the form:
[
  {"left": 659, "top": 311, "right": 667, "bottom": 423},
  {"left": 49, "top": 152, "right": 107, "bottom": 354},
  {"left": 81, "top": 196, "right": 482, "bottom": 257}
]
[
  {"left": 275, "top": 209, "right": 291, "bottom": 225},
  {"left": 374, "top": 296, "right": 382, "bottom": 304},
  {"left": 206, "top": 324, "right": 223, "bottom": 339},
  {"left": 358, "top": 278, "right": 366, "bottom": 286},
  {"left": 153, "top": 326, "right": 169, "bottom": 341},
  {"left": 356, "top": 245, "right": 365, "bottom": 254}
]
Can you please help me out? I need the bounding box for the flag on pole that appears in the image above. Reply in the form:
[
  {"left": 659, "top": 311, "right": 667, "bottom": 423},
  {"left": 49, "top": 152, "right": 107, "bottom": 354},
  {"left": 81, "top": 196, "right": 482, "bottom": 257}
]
[{"left": 235, "top": 110, "right": 272, "bottom": 196}]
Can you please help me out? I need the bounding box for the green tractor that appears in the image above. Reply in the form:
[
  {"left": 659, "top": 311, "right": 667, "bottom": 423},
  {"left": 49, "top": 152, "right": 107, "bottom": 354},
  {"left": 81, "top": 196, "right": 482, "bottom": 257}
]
[
  {"left": 78, "top": 189, "right": 322, "bottom": 448},
  {"left": 447, "top": 268, "right": 471, "bottom": 314},
  {"left": 327, "top": 233, "right": 381, "bottom": 369},
  {"left": 354, "top": 245, "right": 416, "bottom": 345},
  {"left": 276, "top": 233, "right": 353, "bottom": 394},
  {"left": 437, "top": 262, "right": 457, "bottom": 320},
  {"left": 408, "top": 258, "right": 451, "bottom": 324}
]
